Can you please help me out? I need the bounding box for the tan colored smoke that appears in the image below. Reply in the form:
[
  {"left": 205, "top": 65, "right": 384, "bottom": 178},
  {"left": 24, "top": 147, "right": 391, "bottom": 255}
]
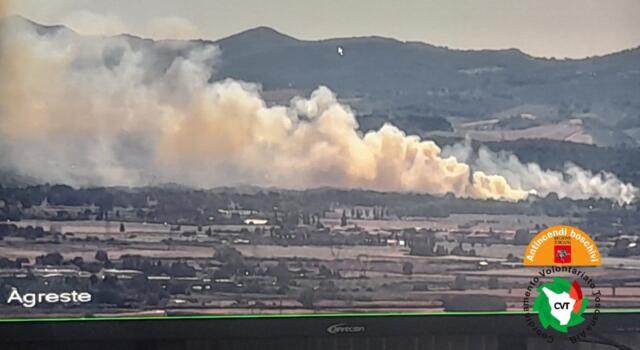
[
  {"left": 0, "top": 18, "right": 528, "bottom": 200},
  {"left": 1, "top": 17, "right": 635, "bottom": 204},
  {"left": 155, "top": 83, "right": 529, "bottom": 200}
]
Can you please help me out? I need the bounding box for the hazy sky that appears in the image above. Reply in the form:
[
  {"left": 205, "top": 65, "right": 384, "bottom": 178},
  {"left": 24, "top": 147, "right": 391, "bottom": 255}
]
[{"left": 5, "top": 0, "right": 640, "bottom": 58}]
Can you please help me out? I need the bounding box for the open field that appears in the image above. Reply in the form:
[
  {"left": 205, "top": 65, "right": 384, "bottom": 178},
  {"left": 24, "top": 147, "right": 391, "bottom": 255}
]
[{"left": 2, "top": 211, "right": 640, "bottom": 318}]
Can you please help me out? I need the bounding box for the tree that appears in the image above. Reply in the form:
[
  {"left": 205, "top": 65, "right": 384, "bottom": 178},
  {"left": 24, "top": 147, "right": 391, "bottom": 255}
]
[
  {"left": 169, "top": 262, "right": 196, "bottom": 277},
  {"left": 402, "top": 261, "right": 414, "bottom": 275},
  {"left": 340, "top": 210, "right": 348, "bottom": 227},
  {"left": 214, "top": 246, "right": 244, "bottom": 266},
  {"left": 71, "top": 256, "right": 84, "bottom": 268},
  {"left": 130, "top": 274, "right": 150, "bottom": 291},
  {"left": 271, "top": 261, "right": 292, "bottom": 286},
  {"left": 319, "top": 264, "right": 333, "bottom": 278},
  {"left": 119, "top": 222, "right": 126, "bottom": 233},
  {"left": 452, "top": 275, "right": 467, "bottom": 291},
  {"left": 15, "top": 257, "right": 29, "bottom": 268},
  {"left": 214, "top": 246, "right": 245, "bottom": 276},
  {"left": 95, "top": 193, "right": 115, "bottom": 219},
  {"left": 37, "top": 252, "right": 64, "bottom": 266},
  {"left": 488, "top": 276, "right": 499, "bottom": 289},
  {"left": 94, "top": 288, "right": 124, "bottom": 306},
  {"left": 302, "top": 213, "right": 311, "bottom": 225},
  {"left": 297, "top": 287, "right": 315, "bottom": 309},
  {"left": 514, "top": 229, "right": 530, "bottom": 245},
  {"left": 95, "top": 250, "right": 109, "bottom": 262}
]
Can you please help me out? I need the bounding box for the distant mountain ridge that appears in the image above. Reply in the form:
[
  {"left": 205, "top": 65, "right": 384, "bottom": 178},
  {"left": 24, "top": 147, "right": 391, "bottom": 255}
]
[
  {"left": 3, "top": 16, "right": 640, "bottom": 145},
  {"left": 2, "top": 16, "right": 640, "bottom": 187},
  {"left": 207, "top": 23, "right": 639, "bottom": 147}
]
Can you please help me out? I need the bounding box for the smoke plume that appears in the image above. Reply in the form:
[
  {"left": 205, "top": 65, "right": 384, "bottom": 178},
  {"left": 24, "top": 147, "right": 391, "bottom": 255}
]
[
  {"left": 442, "top": 139, "right": 638, "bottom": 205},
  {"left": 0, "top": 17, "right": 637, "bottom": 204}
]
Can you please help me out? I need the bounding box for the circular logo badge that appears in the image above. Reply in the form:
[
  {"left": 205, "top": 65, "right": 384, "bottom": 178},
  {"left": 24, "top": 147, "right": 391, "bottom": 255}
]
[{"left": 533, "top": 277, "right": 587, "bottom": 333}]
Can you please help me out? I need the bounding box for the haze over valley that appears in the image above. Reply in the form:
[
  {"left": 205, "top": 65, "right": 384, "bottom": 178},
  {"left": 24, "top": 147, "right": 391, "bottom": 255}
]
[
  {"left": 1, "top": 16, "right": 639, "bottom": 205},
  {"left": 1, "top": 10, "right": 640, "bottom": 318}
]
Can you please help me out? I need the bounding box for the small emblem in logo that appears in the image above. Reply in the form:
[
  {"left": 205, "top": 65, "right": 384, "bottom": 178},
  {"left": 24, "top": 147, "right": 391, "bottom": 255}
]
[{"left": 554, "top": 245, "right": 571, "bottom": 264}]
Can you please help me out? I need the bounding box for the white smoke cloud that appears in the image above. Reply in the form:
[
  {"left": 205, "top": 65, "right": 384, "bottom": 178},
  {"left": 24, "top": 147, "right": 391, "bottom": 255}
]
[
  {"left": 442, "top": 139, "right": 638, "bottom": 205},
  {"left": 0, "top": 17, "right": 216, "bottom": 186},
  {"left": 0, "top": 17, "right": 637, "bottom": 205}
]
